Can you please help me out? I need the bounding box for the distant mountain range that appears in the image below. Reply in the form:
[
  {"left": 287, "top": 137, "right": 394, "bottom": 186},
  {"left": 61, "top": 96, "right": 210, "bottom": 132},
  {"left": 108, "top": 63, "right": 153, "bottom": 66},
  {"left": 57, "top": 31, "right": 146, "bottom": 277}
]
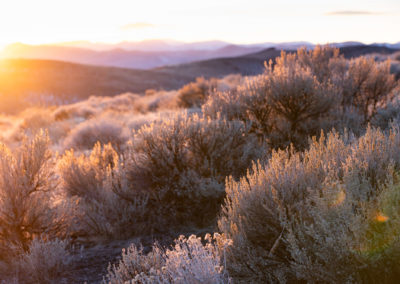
[
  {"left": 53, "top": 39, "right": 231, "bottom": 52},
  {"left": 0, "top": 42, "right": 264, "bottom": 69},
  {"left": 2, "top": 40, "right": 398, "bottom": 70},
  {"left": 51, "top": 39, "right": 313, "bottom": 52},
  {"left": 57, "top": 39, "right": 399, "bottom": 52}
]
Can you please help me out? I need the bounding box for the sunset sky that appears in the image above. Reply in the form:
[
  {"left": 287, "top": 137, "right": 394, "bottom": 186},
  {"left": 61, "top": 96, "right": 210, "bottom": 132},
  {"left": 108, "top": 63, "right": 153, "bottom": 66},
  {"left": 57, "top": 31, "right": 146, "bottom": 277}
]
[{"left": 0, "top": 0, "right": 399, "bottom": 48}]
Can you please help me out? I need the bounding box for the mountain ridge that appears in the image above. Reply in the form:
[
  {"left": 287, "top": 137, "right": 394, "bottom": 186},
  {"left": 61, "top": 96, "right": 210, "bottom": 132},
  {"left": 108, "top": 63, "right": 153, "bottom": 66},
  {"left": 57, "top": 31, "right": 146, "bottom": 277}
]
[
  {"left": 3, "top": 41, "right": 399, "bottom": 70},
  {"left": 0, "top": 42, "right": 264, "bottom": 69}
]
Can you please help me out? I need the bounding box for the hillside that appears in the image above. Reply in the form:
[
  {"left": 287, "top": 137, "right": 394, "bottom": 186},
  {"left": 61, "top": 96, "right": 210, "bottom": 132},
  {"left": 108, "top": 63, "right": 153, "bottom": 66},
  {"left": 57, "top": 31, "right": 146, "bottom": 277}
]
[
  {"left": 0, "top": 58, "right": 196, "bottom": 113},
  {"left": 155, "top": 48, "right": 283, "bottom": 78},
  {"left": 0, "top": 58, "right": 195, "bottom": 97},
  {"left": 1, "top": 44, "right": 399, "bottom": 114},
  {"left": 0, "top": 48, "right": 283, "bottom": 113},
  {"left": 339, "top": 45, "right": 400, "bottom": 58}
]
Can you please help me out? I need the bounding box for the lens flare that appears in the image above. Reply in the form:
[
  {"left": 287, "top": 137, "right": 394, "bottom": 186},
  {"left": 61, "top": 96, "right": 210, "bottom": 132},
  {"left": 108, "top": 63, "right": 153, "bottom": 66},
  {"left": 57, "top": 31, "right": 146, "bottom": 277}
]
[{"left": 375, "top": 212, "right": 389, "bottom": 223}]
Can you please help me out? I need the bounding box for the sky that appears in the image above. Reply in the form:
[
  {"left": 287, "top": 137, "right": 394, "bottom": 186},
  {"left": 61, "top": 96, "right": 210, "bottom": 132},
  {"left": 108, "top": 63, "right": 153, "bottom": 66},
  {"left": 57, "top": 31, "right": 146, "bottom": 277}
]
[{"left": 0, "top": 0, "right": 398, "bottom": 48}]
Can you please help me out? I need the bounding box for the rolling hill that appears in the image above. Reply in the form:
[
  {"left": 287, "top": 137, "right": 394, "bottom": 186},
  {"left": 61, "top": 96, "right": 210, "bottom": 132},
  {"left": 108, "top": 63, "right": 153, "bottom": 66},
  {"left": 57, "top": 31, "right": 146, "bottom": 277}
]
[
  {"left": 0, "top": 47, "right": 284, "bottom": 111},
  {"left": 155, "top": 48, "right": 283, "bottom": 78},
  {"left": 0, "top": 44, "right": 398, "bottom": 114},
  {"left": 0, "top": 58, "right": 194, "bottom": 98},
  {"left": 0, "top": 58, "right": 197, "bottom": 113},
  {"left": 339, "top": 45, "right": 400, "bottom": 58}
]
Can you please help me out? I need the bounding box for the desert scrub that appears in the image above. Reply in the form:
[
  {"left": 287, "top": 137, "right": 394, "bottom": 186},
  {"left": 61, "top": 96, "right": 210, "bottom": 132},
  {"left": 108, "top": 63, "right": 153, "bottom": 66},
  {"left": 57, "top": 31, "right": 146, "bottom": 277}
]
[
  {"left": 284, "top": 172, "right": 400, "bottom": 283},
  {"left": 370, "top": 99, "right": 400, "bottom": 130},
  {"left": 343, "top": 57, "right": 397, "bottom": 122},
  {"left": 204, "top": 49, "right": 338, "bottom": 150},
  {"left": 204, "top": 45, "right": 398, "bottom": 150},
  {"left": 177, "top": 77, "right": 217, "bottom": 108},
  {"left": 60, "top": 111, "right": 263, "bottom": 238},
  {"left": 103, "top": 234, "right": 232, "bottom": 284},
  {"left": 63, "top": 118, "right": 129, "bottom": 152},
  {"left": 218, "top": 124, "right": 400, "bottom": 282},
  {"left": 0, "top": 131, "right": 69, "bottom": 260},
  {"left": 59, "top": 142, "right": 149, "bottom": 239},
  {"left": 126, "top": 111, "right": 264, "bottom": 227},
  {"left": 14, "top": 238, "right": 73, "bottom": 284}
]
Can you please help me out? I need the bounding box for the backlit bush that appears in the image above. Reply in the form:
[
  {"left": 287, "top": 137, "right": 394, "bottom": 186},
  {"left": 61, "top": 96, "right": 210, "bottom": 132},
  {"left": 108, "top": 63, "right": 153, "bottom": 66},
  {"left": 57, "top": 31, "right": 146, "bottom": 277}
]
[
  {"left": 297, "top": 45, "right": 346, "bottom": 83},
  {"left": 204, "top": 48, "right": 338, "bottom": 149},
  {"left": 60, "top": 111, "right": 262, "bottom": 238},
  {"left": 265, "top": 53, "right": 337, "bottom": 148},
  {"left": 0, "top": 132, "right": 67, "bottom": 260},
  {"left": 177, "top": 77, "right": 217, "bottom": 108},
  {"left": 63, "top": 118, "right": 129, "bottom": 152},
  {"left": 371, "top": 99, "right": 400, "bottom": 129},
  {"left": 53, "top": 93, "right": 140, "bottom": 121},
  {"left": 127, "top": 112, "right": 263, "bottom": 227},
  {"left": 104, "top": 234, "right": 232, "bottom": 284},
  {"left": 344, "top": 57, "right": 397, "bottom": 121},
  {"left": 15, "top": 238, "right": 73, "bottom": 284},
  {"left": 219, "top": 124, "right": 400, "bottom": 282},
  {"left": 59, "top": 143, "right": 148, "bottom": 238},
  {"left": 204, "top": 46, "right": 398, "bottom": 150},
  {"left": 283, "top": 177, "right": 400, "bottom": 283}
]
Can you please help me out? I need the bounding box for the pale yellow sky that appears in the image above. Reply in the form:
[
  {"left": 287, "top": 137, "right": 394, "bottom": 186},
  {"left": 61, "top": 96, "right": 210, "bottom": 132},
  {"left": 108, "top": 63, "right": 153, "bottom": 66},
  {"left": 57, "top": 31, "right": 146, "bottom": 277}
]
[{"left": 0, "top": 0, "right": 399, "bottom": 48}]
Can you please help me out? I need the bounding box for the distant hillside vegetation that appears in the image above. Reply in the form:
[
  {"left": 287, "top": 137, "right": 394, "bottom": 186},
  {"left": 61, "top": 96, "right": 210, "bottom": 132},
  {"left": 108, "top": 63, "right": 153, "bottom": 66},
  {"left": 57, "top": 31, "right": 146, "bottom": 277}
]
[
  {"left": 0, "top": 59, "right": 196, "bottom": 113},
  {"left": 0, "top": 45, "right": 399, "bottom": 114}
]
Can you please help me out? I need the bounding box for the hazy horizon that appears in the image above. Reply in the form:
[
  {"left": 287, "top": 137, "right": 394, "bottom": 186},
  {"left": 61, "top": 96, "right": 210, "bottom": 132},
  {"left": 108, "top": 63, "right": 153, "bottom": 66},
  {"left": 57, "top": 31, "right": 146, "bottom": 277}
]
[
  {"left": 0, "top": 0, "right": 399, "bottom": 49},
  {"left": 1, "top": 38, "right": 399, "bottom": 52}
]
